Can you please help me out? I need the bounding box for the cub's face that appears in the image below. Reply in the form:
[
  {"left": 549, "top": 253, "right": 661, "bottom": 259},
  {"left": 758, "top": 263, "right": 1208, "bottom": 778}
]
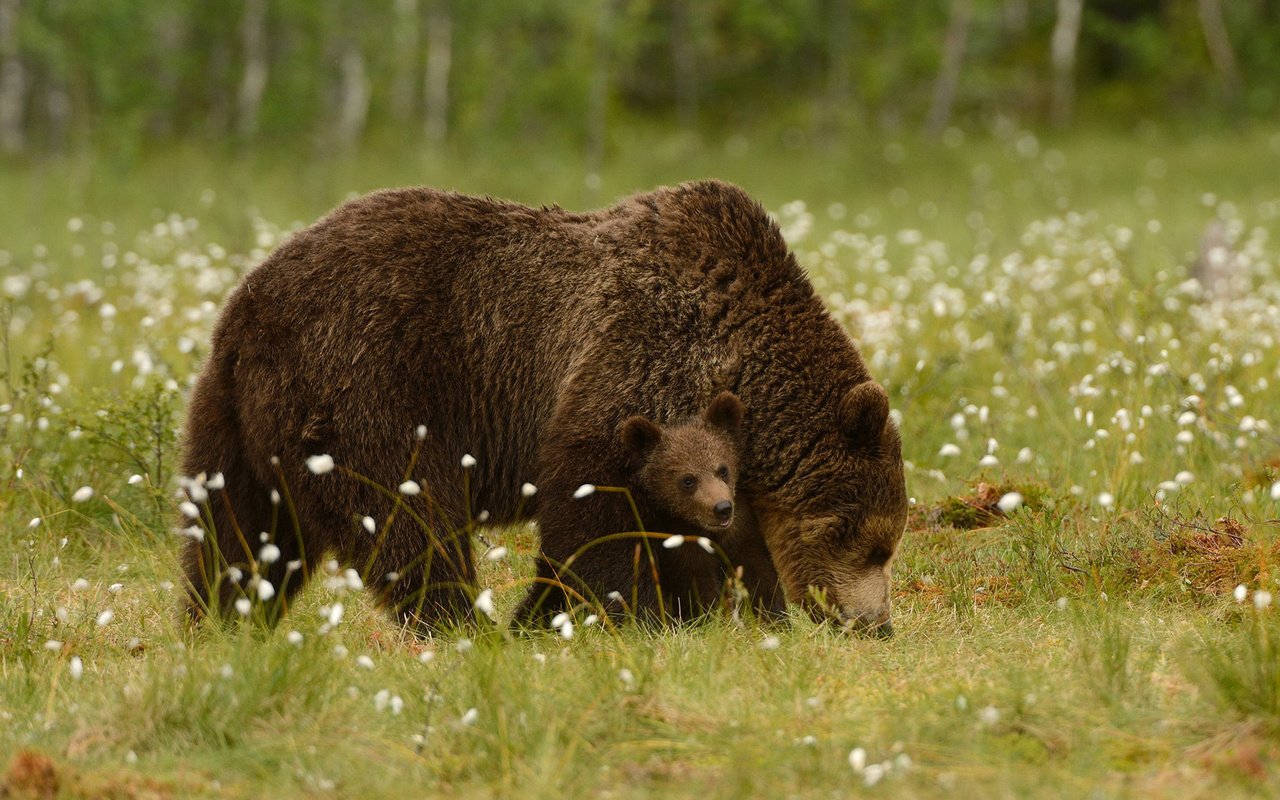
[{"left": 620, "top": 391, "right": 744, "bottom": 534}]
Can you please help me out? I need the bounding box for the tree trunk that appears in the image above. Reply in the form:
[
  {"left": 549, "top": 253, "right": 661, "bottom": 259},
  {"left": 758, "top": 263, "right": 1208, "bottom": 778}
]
[
  {"left": 924, "top": 0, "right": 973, "bottom": 136},
  {"left": 423, "top": 0, "right": 452, "bottom": 144},
  {"left": 390, "top": 0, "right": 419, "bottom": 123},
  {"left": 1050, "top": 0, "right": 1083, "bottom": 128},
  {"left": 0, "top": 0, "right": 25, "bottom": 155},
  {"left": 823, "top": 0, "right": 854, "bottom": 139},
  {"left": 1197, "top": 0, "right": 1242, "bottom": 103},
  {"left": 236, "top": 0, "right": 269, "bottom": 140},
  {"left": 334, "top": 44, "right": 370, "bottom": 149},
  {"left": 669, "top": 0, "right": 698, "bottom": 131},
  {"left": 585, "top": 0, "right": 613, "bottom": 180}
]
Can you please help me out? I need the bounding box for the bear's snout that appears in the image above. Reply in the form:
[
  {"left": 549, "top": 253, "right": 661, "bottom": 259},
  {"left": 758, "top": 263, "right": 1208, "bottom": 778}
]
[{"left": 713, "top": 500, "right": 734, "bottom": 525}]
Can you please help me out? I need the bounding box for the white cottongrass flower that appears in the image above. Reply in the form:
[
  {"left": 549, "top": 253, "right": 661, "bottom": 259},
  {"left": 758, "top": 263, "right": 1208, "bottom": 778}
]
[
  {"left": 69, "top": 656, "right": 84, "bottom": 680},
  {"left": 455, "top": 638, "right": 473, "bottom": 653},
  {"left": 72, "top": 578, "right": 90, "bottom": 591},
  {"left": 583, "top": 614, "right": 599, "bottom": 626},
  {"left": 327, "top": 602, "right": 345, "bottom": 626},
  {"left": 759, "top": 635, "right": 781, "bottom": 651},
  {"left": 356, "top": 655, "right": 375, "bottom": 670},
  {"left": 1175, "top": 471, "right": 1195, "bottom": 486},
  {"left": 618, "top": 668, "right": 635, "bottom": 688},
  {"left": 96, "top": 609, "right": 114, "bottom": 627},
  {"left": 28, "top": 517, "right": 40, "bottom": 528},
  {"left": 1271, "top": 481, "right": 1280, "bottom": 501},
  {"left": 71, "top": 486, "right": 94, "bottom": 503},
  {"left": 697, "top": 537, "right": 714, "bottom": 553},
  {"left": 399, "top": 480, "right": 421, "bottom": 496},
  {"left": 235, "top": 598, "right": 252, "bottom": 616},
  {"left": 1016, "top": 447, "right": 1034, "bottom": 464},
  {"left": 1234, "top": 584, "right": 1248, "bottom": 603},
  {"left": 390, "top": 695, "right": 404, "bottom": 715},
  {"left": 573, "top": 483, "right": 596, "bottom": 499},
  {"left": 1175, "top": 430, "right": 1194, "bottom": 444},
  {"left": 1177, "top": 411, "right": 1197, "bottom": 426},
  {"left": 45, "top": 640, "right": 63, "bottom": 651},
  {"left": 460, "top": 454, "right": 477, "bottom": 469},
  {"left": 848, "top": 747, "right": 867, "bottom": 771},
  {"left": 257, "top": 579, "right": 276, "bottom": 601},
  {"left": 521, "top": 482, "right": 538, "bottom": 498},
  {"left": 474, "top": 589, "right": 496, "bottom": 619},
  {"left": 1096, "top": 492, "right": 1115, "bottom": 509},
  {"left": 978, "top": 454, "right": 999, "bottom": 467},
  {"left": 978, "top": 705, "right": 1000, "bottom": 726},
  {"left": 460, "top": 708, "right": 479, "bottom": 726},
  {"left": 863, "top": 763, "right": 886, "bottom": 787},
  {"left": 559, "top": 620, "right": 574, "bottom": 639},
  {"left": 415, "top": 424, "right": 427, "bottom": 440},
  {"left": 306, "top": 454, "right": 335, "bottom": 474},
  {"left": 551, "top": 612, "right": 570, "bottom": 629},
  {"left": 996, "top": 492, "right": 1023, "bottom": 513},
  {"left": 362, "top": 516, "right": 376, "bottom": 534},
  {"left": 343, "top": 569, "right": 364, "bottom": 591},
  {"left": 938, "top": 443, "right": 961, "bottom": 457},
  {"left": 203, "top": 472, "right": 225, "bottom": 490},
  {"left": 418, "top": 650, "right": 436, "bottom": 664},
  {"left": 287, "top": 630, "right": 303, "bottom": 646},
  {"left": 1255, "top": 590, "right": 1273, "bottom": 611},
  {"left": 374, "top": 689, "right": 390, "bottom": 710},
  {"left": 109, "top": 583, "right": 123, "bottom": 594},
  {"left": 127, "top": 474, "right": 143, "bottom": 486},
  {"left": 662, "top": 534, "right": 686, "bottom": 549},
  {"left": 179, "top": 501, "right": 200, "bottom": 519},
  {"left": 485, "top": 546, "right": 508, "bottom": 561},
  {"left": 258, "top": 544, "right": 281, "bottom": 564}
]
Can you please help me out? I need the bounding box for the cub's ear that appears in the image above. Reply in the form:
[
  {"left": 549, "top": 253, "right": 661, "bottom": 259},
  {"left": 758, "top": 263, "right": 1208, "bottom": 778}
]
[
  {"left": 620, "top": 415, "right": 663, "bottom": 457},
  {"left": 839, "top": 381, "right": 889, "bottom": 449},
  {"left": 703, "top": 391, "right": 744, "bottom": 434}
]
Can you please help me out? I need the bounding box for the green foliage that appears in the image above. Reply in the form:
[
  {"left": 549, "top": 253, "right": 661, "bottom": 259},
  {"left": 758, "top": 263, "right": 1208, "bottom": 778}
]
[{"left": 2, "top": 0, "right": 1279, "bottom": 157}]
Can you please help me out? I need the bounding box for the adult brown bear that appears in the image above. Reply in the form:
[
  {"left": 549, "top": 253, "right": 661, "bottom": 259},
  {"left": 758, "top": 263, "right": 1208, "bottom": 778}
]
[{"left": 179, "top": 180, "right": 906, "bottom": 635}]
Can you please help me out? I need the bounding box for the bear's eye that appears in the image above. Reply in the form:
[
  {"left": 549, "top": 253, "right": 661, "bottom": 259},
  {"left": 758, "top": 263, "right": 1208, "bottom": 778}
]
[
  {"left": 679, "top": 475, "right": 696, "bottom": 491},
  {"left": 866, "top": 546, "right": 892, "bottom": 567},
  {"left": 716, "top": 465, "right": 730, "bottom": 480}
]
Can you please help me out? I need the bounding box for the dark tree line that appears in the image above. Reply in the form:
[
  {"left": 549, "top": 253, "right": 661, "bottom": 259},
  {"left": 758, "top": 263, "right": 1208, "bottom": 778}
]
[{"left": 0, "top": 0, "right": 1275, "bottom": 157}]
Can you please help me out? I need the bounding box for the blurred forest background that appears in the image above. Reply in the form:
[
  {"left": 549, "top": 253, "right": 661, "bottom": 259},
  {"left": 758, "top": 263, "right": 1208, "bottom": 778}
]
[{"left": 0, "top": 0, "right": 1274, "bottom": 159}]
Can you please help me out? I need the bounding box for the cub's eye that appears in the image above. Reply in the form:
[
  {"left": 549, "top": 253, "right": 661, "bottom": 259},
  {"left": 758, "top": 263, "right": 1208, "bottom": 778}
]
[
  {"left": 866, "top": 546, "right": 892, "bottom": 567},
  {"left": 680, "top": 475, "right": 696, "bottom": 491},
  {"left": 716, "top": 465, "right": 730, "bottom": 480}
]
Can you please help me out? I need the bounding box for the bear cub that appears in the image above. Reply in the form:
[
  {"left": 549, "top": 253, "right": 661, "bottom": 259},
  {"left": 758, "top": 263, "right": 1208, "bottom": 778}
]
[{"left": 619, "top": 391, "right": 744, "bottom": 535}]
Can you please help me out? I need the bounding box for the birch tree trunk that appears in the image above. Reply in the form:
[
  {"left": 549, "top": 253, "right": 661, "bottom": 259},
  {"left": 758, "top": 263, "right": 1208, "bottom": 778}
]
[
  {"left": 390, "top": 0, "right": 419, "bottom": 123},
  {"left": 1197, "top": 0, "right": 1242, "bottom": 103},
  {"left": 334, "top": 44, "right": 370, "bottom": 149},
  {"left": 586, "top": 0, "right": 613, "bottom": 180},
  {"left": 236, "top": 0, "right": 269, "bottom": 139},
  {"left": 0, "top": 0, "right": 25, "bottom": 155},
  {"left": 924, "top": 0, "right": 973, "bottom": 136},
  {"left": 423, "top": 0, "right": 452, "bottom": 144},
  {"left": 824, "top": 0, "right": 854, "bottom": 138},
  {"left": 1050, "top": 0, "right": 1083, "bottom": 128},
  {"left": 670, "top": 0, "right": 698, "bottom": 132}
]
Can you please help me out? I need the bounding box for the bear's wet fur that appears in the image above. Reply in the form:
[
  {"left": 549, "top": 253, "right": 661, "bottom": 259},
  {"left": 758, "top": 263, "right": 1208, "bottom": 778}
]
[{"left": 179, "top": 180, "right": 906, "bottom": 634}]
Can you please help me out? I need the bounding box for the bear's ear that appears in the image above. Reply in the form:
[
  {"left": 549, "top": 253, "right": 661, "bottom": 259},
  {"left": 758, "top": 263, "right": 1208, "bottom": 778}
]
[
  {"left": 839, "top": 382, "right": 889, "bottom": 450},
  {"left": 703, "top": 391, "right": 744, "bottom": 435},
  {"left": 620, "top": 415, "right": 663, "bottom": 457}
]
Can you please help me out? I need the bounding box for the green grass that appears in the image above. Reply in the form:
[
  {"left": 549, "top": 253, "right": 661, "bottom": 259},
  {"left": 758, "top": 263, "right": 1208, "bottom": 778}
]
[{"left": 3, "top": 124, "right": 1280, "bottom": 797}]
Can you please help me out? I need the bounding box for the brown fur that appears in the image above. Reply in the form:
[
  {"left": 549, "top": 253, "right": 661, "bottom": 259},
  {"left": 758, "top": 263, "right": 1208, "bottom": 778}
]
[{"left": 179, "top": 180, "right": 906, "bottom": 634}]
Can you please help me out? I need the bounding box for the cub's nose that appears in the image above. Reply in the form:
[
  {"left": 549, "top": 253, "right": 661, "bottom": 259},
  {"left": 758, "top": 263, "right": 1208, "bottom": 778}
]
[{"left": 713, "top": 500, "right": 734, "bottom": 522}]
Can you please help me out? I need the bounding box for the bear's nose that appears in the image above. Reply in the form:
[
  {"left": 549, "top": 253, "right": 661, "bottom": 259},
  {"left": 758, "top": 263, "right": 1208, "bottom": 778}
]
[{"left": 714, "top": 500, "right": 733, "bottom": 521}]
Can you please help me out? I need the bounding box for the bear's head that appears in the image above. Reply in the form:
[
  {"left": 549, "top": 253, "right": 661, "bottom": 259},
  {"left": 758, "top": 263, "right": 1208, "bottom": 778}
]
[
  {"left": 747, "top": 380, "right": 907, "bottom": 638},
  {"left": 619, "top": 391, "right": 743, "bottom": 534}
]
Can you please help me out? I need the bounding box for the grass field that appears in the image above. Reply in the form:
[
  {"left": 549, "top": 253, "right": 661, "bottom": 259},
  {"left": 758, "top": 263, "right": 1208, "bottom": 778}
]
[{"left": 3, "top": 125, "right": 1280, "bottom": 798}]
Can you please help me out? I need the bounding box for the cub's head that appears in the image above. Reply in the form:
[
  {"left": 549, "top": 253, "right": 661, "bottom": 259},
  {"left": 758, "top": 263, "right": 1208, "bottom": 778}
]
[{"left": 620, "top": 391, "right": 744, "bottom": 534}]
